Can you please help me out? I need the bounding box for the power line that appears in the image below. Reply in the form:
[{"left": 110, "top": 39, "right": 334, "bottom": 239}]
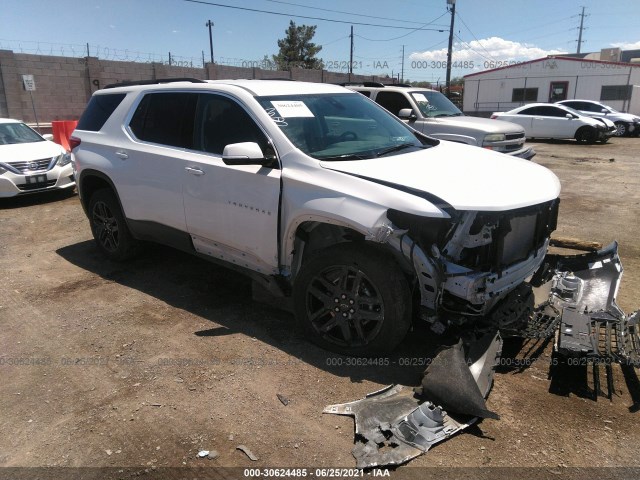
[
  {"left": 183, "top": 0, "right": 449, "bottom": 31},
  {"left": 261, "top": 0, "right": 446, "bottom": 27},
  {"left": 353, "top": 12, "right": 448, "bottom": 41},
  {"left": 455, "top": 12, "right": 496, "bottom": 60}
]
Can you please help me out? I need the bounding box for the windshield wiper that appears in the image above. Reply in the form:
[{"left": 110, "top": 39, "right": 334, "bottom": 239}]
[
  {"left": 433, "top": 113, "right": 461, "bottom": 117},
  {"left": 376, "top": 143, "right": 423, "bottom": 157},
  {"left": 320, "top": 153, "right": 370, "bottom": 161}
]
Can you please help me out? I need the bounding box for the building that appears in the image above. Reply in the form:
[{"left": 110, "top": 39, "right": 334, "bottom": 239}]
[{"left": 463, "top": 48, "right": 640, "bottom": 116}]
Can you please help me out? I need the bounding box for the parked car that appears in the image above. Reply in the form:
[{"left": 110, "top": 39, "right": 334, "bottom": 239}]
[
  {"left": 0, "top": 119, "right": 75, "bottom": 197},
  {"left": 491, "top": 103, "right": 616, "bottom": 143},
  {"left": 556, "top": 99, "right": 640, "bottom": 137},
  {"left": 344, "top": 83, "right": 535, "bottom": 159},
  {"left": 72, "top": 79, "right": 561, "bottom": 356}
]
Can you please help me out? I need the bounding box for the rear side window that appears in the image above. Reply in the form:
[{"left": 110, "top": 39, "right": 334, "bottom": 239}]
[
  {"left": 76, "top": 93, "right": 126, "bottom": 131},
  {"left": 129, "top": 93, "right": 198, "bottom": 148}
]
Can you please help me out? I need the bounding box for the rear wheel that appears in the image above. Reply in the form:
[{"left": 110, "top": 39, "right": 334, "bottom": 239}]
[
  {"left": 575, "top": 126, "right": 597, "bottom": 144},
  {"left": 293, "top": 243, "right": 411, "bottom": 356},
  {"left": 88, "top": 189, "right": 139, "bottom": 261}
]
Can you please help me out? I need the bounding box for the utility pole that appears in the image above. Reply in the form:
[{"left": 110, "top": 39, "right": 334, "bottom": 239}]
[
  {"left": 445, "top": 0, "right": 456, "bottom": 93},
  {"left": 206, "top": 20, "right": 214, "bottom": 64},
  {"left": 576, "top": 6, "right": 587, "bottom": 54},
  {"left": 349, "top": 26, "right": 354, "bottom": 74},
  {"left": 401, "top": 45, "right": 405, "bottom": 83}
]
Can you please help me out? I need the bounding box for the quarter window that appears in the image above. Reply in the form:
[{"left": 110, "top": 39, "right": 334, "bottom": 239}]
[{"left": 77, "top": 93, "right": 126, "bottom": 132}]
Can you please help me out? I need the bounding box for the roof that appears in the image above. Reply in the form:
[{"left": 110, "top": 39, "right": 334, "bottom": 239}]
[
  {"left": 0, "top": 118, "right": 21, "bottom": 124},
  {"left": 464, "top": 55, "right": 640, "bottom": 78},
  {"left": 98, "top": 79, "right": 350, "bottom": 97}
]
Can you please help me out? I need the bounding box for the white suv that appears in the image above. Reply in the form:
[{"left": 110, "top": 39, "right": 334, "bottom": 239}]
[{"left": 71, "top": 79, "right": 560, "bottom": 355}]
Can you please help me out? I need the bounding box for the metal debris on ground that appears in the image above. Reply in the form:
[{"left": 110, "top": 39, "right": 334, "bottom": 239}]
[
  {"left": 236, "top": 445, "right": 259, "bottom": 461},
  {"left": 324, "top": 333, "right": 502, "bottom": 469}
]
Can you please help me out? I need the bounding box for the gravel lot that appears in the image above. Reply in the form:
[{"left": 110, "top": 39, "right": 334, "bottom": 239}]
[{"left": 1, "top": 137, "right": 639, "bottom": 478}]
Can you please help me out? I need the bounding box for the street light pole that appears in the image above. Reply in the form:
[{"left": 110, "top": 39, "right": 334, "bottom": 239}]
[{"left": 206, "top": 20, "right": 214, "bottom": 64}]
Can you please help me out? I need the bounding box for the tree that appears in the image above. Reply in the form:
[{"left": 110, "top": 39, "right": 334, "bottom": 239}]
[{"left": 273, "top": 21, "right": 322, "bottom": 71}]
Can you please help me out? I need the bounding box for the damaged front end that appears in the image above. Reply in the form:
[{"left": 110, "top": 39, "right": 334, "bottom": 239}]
[
  {"left": 331, "top": 208, "right": 640, "bottom": 467},
  {"left": 384, "top": 198, "right": 560, "bottom": 333}
]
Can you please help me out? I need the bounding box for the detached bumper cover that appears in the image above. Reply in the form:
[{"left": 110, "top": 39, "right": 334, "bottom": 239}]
[{"left": 531, "top": 242, "right": 639, "bottom": 366}]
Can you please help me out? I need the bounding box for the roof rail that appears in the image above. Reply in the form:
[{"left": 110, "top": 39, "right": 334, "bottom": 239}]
[
  {"left": 383, "top": 83, "right": 412, "bottom": 87},
  {"left": 103, "top": 78, "right": 206, "bottom": 89},
  {"left": 339, "top": 81, "right": 385, "bottom": 87}
]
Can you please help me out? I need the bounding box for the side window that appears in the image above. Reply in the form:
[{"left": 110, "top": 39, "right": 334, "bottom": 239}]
[
  {"left": 77, "top": 93, "right": 126, "bottom": 131},
  {"left": 536, "top": 106, "right": 565, "bottom": 117},
  {"left": 374, "top": 92, "right": 412, "bottom": 116},
  {"left": 562, "top": 101, "right": 581, "bottom": 110},
  {"left": 129, "top": 92, "right": 198, "bottom": 148},
  {"left": 356, "top": 90, "right": 371, "bottom": 98},
  {"left": 518, "top": 107, "right": 539, "bottom": 115},
  {"left": 194, "top": 94, "right": 269, "bottom": 155}
]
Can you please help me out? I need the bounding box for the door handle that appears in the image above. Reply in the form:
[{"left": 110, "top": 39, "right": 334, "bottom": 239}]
[
  {"left": 115, "top": 150, "right": 128, "bottom": 160},
  {"left": 185, "top": 166, "right": 205, "bottom": 176}
]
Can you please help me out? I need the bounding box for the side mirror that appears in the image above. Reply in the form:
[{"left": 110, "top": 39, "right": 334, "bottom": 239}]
[
  {"left": 222, "top": 142, "right": 268, "bottom": 166},
  {"left": 42, "top": 134, "right": 54, "bottom": 141},
  {"left": 565, "top": 113, "right": 574, "bottom": 119},
  {"left": 601, "top": 109, "right": 608, "bottom": 114},
  {"left": 398, "top": 108, "right": 417, "bottom": 120}
]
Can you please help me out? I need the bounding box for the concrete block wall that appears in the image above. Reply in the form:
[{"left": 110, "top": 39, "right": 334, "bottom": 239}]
[{"left": 0, "top": 50, "right": 398, "bottom": 122}]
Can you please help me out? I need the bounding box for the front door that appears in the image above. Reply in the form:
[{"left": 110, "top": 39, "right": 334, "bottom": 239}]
[{"left": 182, "top": 93, "right": 281, "bottom": 273}]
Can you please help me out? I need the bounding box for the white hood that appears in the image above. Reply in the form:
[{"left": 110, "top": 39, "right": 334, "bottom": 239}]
[
  {"left": 0, "top": 140, "right": 64, "bottom": 163},
  {"left": 320, "top": 141, "right": 560, "bottom": 212}
]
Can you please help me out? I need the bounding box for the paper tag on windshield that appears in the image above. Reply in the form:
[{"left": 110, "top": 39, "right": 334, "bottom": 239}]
[
  {"left": 413, "top": 93, "right": 428, "bottom": 102},
  {"left": 271, "top": 100, "right": 314, "bottom": 118}
]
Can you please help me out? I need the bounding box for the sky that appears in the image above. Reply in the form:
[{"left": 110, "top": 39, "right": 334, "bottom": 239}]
[{"left": 1, "top": 0, "right": 640, "bottom": 84}]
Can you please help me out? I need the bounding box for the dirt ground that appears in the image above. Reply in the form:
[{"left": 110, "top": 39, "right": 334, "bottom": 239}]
[{"left": 1, "top": 137, "right": 639, "bottom": 479}]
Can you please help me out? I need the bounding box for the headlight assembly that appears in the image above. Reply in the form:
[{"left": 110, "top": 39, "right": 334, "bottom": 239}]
[{"left": 55, "top": 152, "right": 72, "bottom": 167}]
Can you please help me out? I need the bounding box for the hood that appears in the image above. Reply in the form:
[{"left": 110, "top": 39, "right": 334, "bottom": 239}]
[
  {"left": 0, "top": 140, "right": 65, "bottom": 163},
  {"left": 437, "top": 115, "right": 524, "bottom": 134},
  {"left": 320, "top": 142, "right": 560, "bottom": 212},
  {"left": 591, "top": 117, "right": 615, "bottom": 128}
]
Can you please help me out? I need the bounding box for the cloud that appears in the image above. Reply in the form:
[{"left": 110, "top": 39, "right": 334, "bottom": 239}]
[
  {"left": 172, "top": 29, "right": 179, "bottom": 33},
  {"left": 109, "top": 24, "right": 116, "bottom": 29},
  {"left": 410, "top": 36, "right": 566, "bottom": 65},
  {"left": 610, "top": 40, "right": 640, "bottom": 50}
]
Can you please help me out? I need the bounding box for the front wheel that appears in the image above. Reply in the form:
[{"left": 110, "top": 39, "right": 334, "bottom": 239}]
[
  {"left": 575, "top": 126, "right": 597, "bottom": 144},
  {"left": 614, "top": 121, "right": 627, "bottom": 137},
  {"left": 293, "top": 243, "right": 411, "bottom": 356},
  {"left": 88, "top": 189, "right": 140, "bottom": 261}
]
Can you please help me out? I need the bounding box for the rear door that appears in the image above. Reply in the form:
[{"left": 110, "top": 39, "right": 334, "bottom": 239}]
[
  {"left": 118, "top": 91, "right": 198, "bottom": 230},
  {"left": 182, "top": 93, "right": 281, "bottom": 273}
]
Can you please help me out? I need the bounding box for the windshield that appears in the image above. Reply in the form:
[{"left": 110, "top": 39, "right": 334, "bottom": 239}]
[
  {"left": 0, "top": 122, "right": 44, "bottom": 145},
  {"left": 410, "top": 91, "right": 463, "bottom": 118},
  {"left": 562, "top": 106, "right": 585, "bottom": 117},
  {"left": 256, "top": 93, "right": 427, "bottom": 160}
]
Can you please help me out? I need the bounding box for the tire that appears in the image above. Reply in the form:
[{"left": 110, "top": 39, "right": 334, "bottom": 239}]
[
  {"left": 614, "top": 121, "right": 627, "bottom": 137},
  {"left": 88, "top": 188, "right": 139, "bottom": 261},
  {"left": 293, "top": 243, "right": 411, "bottom": 356},
  {"left": 575, "top": 126, "right": 597, "bottom": 144}
]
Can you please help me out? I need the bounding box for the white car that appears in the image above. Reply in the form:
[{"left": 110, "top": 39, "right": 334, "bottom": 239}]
[
  {"left": 0, "top": 119, "right": 75, "bottom": 197},
  {"left": 72, "top": 79, "right": 561, "bottom": 356},
  {"left": 556, "top": 99, "right": 640, "bottom": 137},
  {"left": 491, "top": 103, "right": 616, "bottom": 143}
]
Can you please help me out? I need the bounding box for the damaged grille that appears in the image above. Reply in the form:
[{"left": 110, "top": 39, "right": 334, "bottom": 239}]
[{"left": 458, "top": 199, "right": 559, "bottom": 271}]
